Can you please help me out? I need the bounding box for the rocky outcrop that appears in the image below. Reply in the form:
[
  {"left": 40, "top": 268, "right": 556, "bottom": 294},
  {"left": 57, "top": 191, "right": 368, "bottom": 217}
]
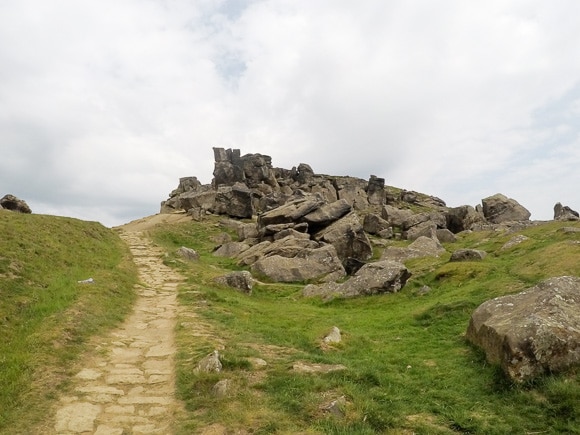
[
  {"left": 313, "top": 212, "right": 372, "bottom": 264},
  {"left": 554, "top": 202, "right": 579, "bottom": 221},
  {"left": 481, "top": 194, "right": 531, "bottom": 224},
  {"left": 466, "top": 276, "right": 580, "bottom": 382},
  {"left": 1, "top": 194, "right": 32, "bottom": 213},
  {"left": 303, "top": 260, "right": 410, "bottom": 299},
  {"left": 445, "top": 205, "right": 486, "bottom": 233},
  {"left": 381, "top": 236, "right": 446, "bottom": 262}
]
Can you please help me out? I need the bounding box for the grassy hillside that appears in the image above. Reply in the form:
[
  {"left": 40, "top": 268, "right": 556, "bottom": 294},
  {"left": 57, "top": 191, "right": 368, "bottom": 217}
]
[
  {"left": 151, "top": 217, "right": 580, "bottom": 434},
  {"left": 0, "top": 210, "right": 137, "bottom": 433}
]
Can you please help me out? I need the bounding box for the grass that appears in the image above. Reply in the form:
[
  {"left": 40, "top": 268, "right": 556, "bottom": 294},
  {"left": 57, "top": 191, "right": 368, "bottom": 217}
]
[
  {"left": 150, "top": 216, "right": 580, "bottom": 434},
  {"left": 0, "top": 210, "right": 137, "bottom": 434}
]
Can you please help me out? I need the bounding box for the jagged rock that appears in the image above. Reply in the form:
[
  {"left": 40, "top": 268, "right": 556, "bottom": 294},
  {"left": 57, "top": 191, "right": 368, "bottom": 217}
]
[
  {"left": 554, "top": 202, "right": 579, "bottom": 221},
  {"left": 381, "top": 236, "right": 445, "bottom": 262},
  {"left": 213, "top": 242, "right": 251, "bottom": 258},
  {"left": 481, "top": 193, "right": 531, "bottom": 224},
  {"left": 177, "top": 247, "right": 200, "bottom": 261},
  {"left": 195, "top": 350, "right": 222, "bottom": 373},
  {"left": 212, "top": 147, "right": 244, "bottom": 186},
  {"left": 445, "top": 205, "right": 486, "bottom": 233},
  {"left": 251, "top": 244, "right": 345, "bottom": 283},
  {"left": 363, "top": 213, "right": 390, "bottom": 235},
  {"left": 303, "top": 260, "right": 410, "bottom": 299},
  {"left": 273, "top": 228, "right": 311, "bottom": 241},
  {"left": 313, "top": 212, "right": 372, "bottom": 263},
  {"left": 450, "top": 249, "right": 486, "bottom": 262},
  {"left": 295, "top": 163, "right": 314, "bottom": 184},
  {"left": 367, "top": 175, "right": 385, "bottom": 205},
  {"left": 236, "top": 241, "right": 272, "bottom": 266},
  {"left": 334, "top": 176, "right": 369, "bottom": 210},
  {"left": 258, "top": 197, "right": 325, "bottom": 227},
  {"left": 301, "top": 199, "right": 352, "bottom": 229},
  {"left": 0, "top": 194, "right": 31, "bottom": 213},
  {"left": 170, "top": 176, "right": 201, "bottom": 197},
  {"left": 404, "top": 221, "right": 437, "bottom": 241},
  {"left": 177, "top": 189, "right": 217, "bottom": 213},
  {"left": 466, "top": 276, "right": 580, "bottom": 382},
  {"left": 381, "top": 205, "right": 414, "bottom": 228},
  {"left": 214, "top": 271, "right": 254, "bottom": 294},
  {"left": 212, "top": 183, "right": 253, "bottom": 219}
]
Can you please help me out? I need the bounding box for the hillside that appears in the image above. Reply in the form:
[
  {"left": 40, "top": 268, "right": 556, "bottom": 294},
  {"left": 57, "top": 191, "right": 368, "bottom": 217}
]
[
  {"left": 0, "top": 210, "right": 137, "bottom": 433},
  {"left": 148, "top": 214, "right": 580, "bottom": 434}
]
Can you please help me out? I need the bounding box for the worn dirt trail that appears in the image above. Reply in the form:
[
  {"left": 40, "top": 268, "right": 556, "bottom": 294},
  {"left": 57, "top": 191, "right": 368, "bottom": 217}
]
[{"left": 51, "top": 218, "right": 187, "bottom": 434}]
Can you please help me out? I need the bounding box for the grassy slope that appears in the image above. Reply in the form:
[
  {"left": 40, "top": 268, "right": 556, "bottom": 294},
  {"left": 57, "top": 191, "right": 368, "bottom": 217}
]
[
  {"left": 0, "top": 210, "right": 137, "bottom": 433},
  {"left": 151, "top": 217, "right": 580, "bottom": 434}
]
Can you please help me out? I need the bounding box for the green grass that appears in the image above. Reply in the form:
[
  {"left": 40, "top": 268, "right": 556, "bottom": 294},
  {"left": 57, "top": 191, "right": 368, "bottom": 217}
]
[
  {"left": 0, "top": 210, "right": 137, "bottom": 434},
  {"left": 151, "top": 217, "right": 580, "bottom": 434}
]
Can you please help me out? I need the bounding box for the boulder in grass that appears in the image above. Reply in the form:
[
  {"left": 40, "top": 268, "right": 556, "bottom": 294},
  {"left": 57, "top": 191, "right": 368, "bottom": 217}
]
[{"left": 466, "top": 276, "right": 580, "bottom": 382}]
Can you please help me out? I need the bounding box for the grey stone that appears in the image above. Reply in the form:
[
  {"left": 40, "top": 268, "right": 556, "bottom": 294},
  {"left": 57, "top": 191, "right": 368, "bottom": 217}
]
[
  {"left": 466, "top": 276, "right": 580, "bottom": 382},
  {"left": 450, "top": 249, "right": 487, "bottom": 262},
  {"left": 481, "top": 193, "right": 531, "bottom": 224}
]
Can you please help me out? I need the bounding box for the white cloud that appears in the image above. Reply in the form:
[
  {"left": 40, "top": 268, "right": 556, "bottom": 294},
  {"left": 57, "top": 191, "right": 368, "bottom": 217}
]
[{"left": 1, "top": 0, "right": 580, "bottom": 225}]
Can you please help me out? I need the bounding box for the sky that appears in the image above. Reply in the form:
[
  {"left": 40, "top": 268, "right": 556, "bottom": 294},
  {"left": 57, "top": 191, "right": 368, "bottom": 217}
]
[{"left": 1, "top": 0, "right": 579, "bottom": 227}]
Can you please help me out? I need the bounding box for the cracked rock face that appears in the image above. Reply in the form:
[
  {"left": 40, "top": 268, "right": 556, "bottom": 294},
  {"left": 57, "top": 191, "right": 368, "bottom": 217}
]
[{"left": 466, "top": 276, "right": 580, "bottom": 382}]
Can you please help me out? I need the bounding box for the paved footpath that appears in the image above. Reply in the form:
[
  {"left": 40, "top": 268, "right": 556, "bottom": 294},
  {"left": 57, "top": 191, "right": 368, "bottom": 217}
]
[{"left": 51, "top": 230, "right": 183, "bottom": 434}]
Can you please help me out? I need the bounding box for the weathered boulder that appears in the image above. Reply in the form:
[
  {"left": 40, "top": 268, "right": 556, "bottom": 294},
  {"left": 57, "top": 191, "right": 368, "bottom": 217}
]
[
  {"left": 0, "top": 194, "right": 31, "bottom": 213},
  {"left": 363, "top": 213, "right": 390, "bottom": 235},
  {"left": 237, "top": 222, "right": 259, "bottom": 241},
  {"left": 381, "top": 205, "right": 414, "bottom": 228},
  {"left": 214, "top": 271, "right": 254, "bottom": 294},
  {"left": 367, "top": 175, "right": 385, "bottom": 205},
  {"left": 301, "top": 199, "right": 352, "bottom": 229},
  {"left": 404, "top": 221, "right": 437, "bottom": 241},
  {"left": 445, "top": 205, "right": 486, "bottom": 233},
  {"left": 500, "top": 235, "right": 530, "bottom": 251},
  {"left": 554, "top": 202, "right": 579, "bottom": 221},
  {"left": 481, "top": 194, "right": 531, "bottom": 224},
  {"left": 258, "top": 196, "right": 325, "bottom": 227},
  {"left": 466, "top": 276, "right": 580, "bottom": 382},
  {"left": 303, "top": 260, "right": 410, "bottom": 299},
  {"left": 212, "top": 183, "right": 253, "bottom": 219},
  {"left": 251, "top": 244, "right": 345, "bottom": 283},
  {"left": 334, "top": 176, "right": 369, "bottom": 209},
  {"left": 177, "top": 189, "right": 217, "bottom": 213},
  {"left": 450, "top": 249, "right": 486, "bottom": 262},
  {"left": 313, "top": 212, "right": 373, "bottom": 263}
]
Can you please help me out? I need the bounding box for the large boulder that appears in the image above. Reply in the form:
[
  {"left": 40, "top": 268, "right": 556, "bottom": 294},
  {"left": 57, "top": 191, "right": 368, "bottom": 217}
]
[
  {"left": 303, "top": 260, "right": 410, "bottom": 299},
  {"left": 466, "top": 276, "right": 580, "bottom": 382},
  {"left": 313, "top": 212, "right": 373, "bottom": 263},
  {"left": 301, "top": 199, "right": 352, "bottom": 229},
  {"left": 363, "top": 213, "right": 390, "bottom": 235},
  {"left": 212, "top": 183, "right": 253, "bottom": 218},
  {"left": 381, "top": 205, "right": 414, "bottom": 228},
  {"left": 554, "top": 202, "right": 579, "bottom": 221},
  {"left": 251, "top": 244, "right": 345, "bottom": 283},
  {"left": 214, "top": 271, "right": 254, "bottom": 294},
  {"left": 0, "top": 194, "right": 31, "bottom": 213},
  {"left": 258, "top": 197, "right": 325, "bottom": 227},
  {"left": 481, "top": 194, "right": 531, "bottom": 224},
  {"left": 367, "top": 175, "right": 385, "bottom": 205},
  {"left": 445, "top": 205, "right": 486, "bottom": 233}
]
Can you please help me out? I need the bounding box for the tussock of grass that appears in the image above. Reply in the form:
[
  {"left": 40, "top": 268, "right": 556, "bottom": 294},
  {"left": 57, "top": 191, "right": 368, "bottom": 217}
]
[
  {"left": 153, "top": 217, "right": 580, "bottom": 434},
  {"left": 0, "top": 211, "right": 137, "bottom": 433}
]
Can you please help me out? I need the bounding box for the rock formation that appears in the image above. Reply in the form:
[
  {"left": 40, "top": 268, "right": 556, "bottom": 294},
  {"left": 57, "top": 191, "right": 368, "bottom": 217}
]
[
  {"left": 554, "top": 202, "right": 579, "bottom": 221},
  {"left": 1, "top": 194, "right": 32, "bottom": 213},
  {"left": 466, "top": 276, "right": 580, "bottom": 382}
]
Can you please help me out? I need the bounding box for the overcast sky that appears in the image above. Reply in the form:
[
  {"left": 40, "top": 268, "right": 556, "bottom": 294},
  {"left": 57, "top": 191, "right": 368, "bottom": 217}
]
[{"left": 1, "top": 1, "right": 579, "bottom": 227}]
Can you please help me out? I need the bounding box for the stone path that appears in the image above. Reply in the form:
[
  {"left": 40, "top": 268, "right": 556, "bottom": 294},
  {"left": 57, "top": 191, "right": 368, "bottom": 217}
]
[{"left": 52, "top": 229, "right": 183, "bottom": 434}]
